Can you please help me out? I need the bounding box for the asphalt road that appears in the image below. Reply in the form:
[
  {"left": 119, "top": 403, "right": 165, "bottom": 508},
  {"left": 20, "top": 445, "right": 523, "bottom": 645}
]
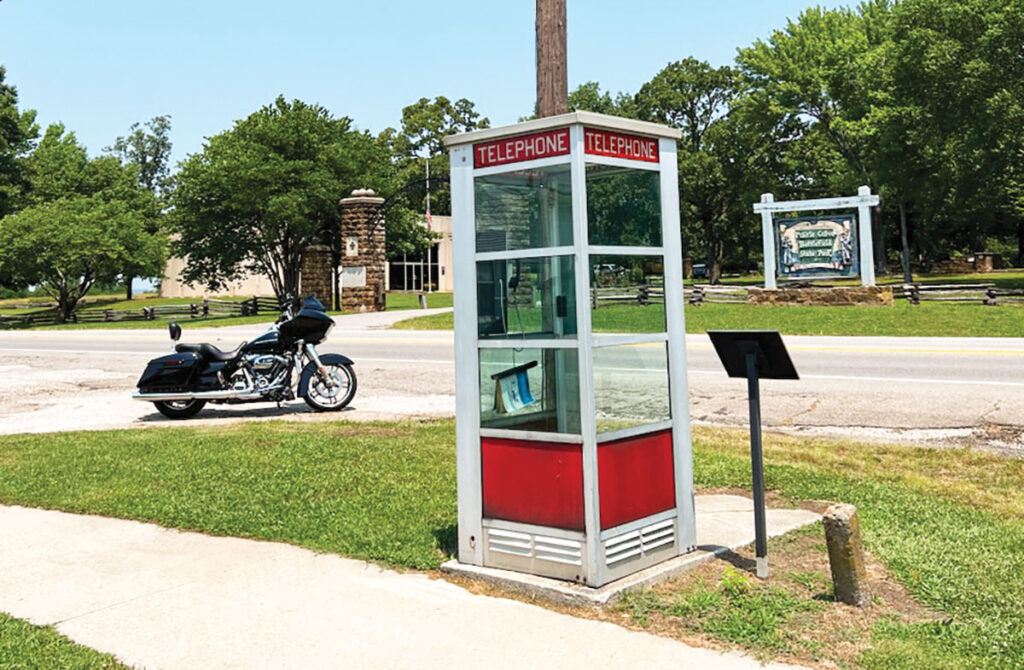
[{"left": 1, "top": 317, "right": 1022, "bottom": 451}]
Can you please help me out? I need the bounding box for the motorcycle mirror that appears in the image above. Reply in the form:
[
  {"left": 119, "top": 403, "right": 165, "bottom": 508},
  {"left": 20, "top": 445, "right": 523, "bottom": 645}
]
[{"left": 168, "top": 322, "right": 182, "bottom": 342}]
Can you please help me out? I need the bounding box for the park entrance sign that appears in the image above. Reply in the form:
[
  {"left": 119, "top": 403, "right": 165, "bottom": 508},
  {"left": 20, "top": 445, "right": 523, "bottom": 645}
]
[
  {"left": 777, "top": 216, "right": 858, "bottom": 279},
  {"left": 754, "top": 187, "right": 880, "bottom": 289},
  {"left": 444, "top": 111, "right": 696, "bottom": 588}
]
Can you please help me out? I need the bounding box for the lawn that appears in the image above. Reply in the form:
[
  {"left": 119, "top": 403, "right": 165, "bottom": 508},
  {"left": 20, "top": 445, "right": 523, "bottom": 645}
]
[
  {"left": 385, "top": 291, "right": 453, "bottom": 310},
  {"left": 0, "top": 613, "right": 126, "bottom": 669},
  {"left": 0, "top": 292, "right": 452, "bottom": 330},
  {"left": 0, "top": 421, "right": 1021, "bottom": 668},
  {"left": 707, "top": 268, "right": 1024, "bottom": 290},
  {"left": 393, "top": 300, "right": 1024, "bottom": 337}
]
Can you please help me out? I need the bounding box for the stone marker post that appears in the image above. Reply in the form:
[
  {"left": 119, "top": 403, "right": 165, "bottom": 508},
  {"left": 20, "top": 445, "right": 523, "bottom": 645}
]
[
  {"left": 822, "top": 503, "right": 870, "bottom": 607},
  {"left": 300, "top": 245, "right": 334, "bottom": 306},
  {"left": 338, "top": 189, "right": 386, "bottom": 312}
]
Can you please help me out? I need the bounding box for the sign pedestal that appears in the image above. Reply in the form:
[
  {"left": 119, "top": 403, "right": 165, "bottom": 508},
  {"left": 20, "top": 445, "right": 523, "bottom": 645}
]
[
  {"left": 708, "top": 330, "right": 800, "bottom": 579},
  {"left": 755, "top": 188, "right": 881, "bottom": 289}
]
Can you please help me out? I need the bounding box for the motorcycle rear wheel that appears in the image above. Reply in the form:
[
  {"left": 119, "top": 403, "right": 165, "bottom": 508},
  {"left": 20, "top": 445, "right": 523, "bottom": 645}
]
[{"left": 153, "top": 399, "right": 207, "bottom": 419}]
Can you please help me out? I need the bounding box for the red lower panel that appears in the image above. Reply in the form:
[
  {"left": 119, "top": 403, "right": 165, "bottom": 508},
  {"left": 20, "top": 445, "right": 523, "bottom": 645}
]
[
  {"left": 598, "top": 429, "right": 675, "bottom": 530},
  {"left": 482, "top": 437, "right": 584, "bottom": 530}
]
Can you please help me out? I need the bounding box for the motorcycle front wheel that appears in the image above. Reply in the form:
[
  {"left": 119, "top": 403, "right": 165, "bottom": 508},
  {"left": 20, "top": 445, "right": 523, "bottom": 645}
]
[
  {"left": 153, "top": 399, "right": 207, "bottom": 419},
  {"left": 301, "top": 361, "right": 357, "bottom": 412}
]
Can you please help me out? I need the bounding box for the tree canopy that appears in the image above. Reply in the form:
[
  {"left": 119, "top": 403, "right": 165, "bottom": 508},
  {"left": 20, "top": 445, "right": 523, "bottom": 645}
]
[
  {"left": 107, "top": 115, "right": 173, "bottom": 196},
  {"left": 171, "top": 96, "right": 389, "bottom": 299},
  {"left": 378, "top": 96, "right": 490, "bottom": 259},
  {"left": 0, "top": 66, "right": 38, "bottom": 220},
  {"left": 0, "top": 125, "right": 165, "bottom": 319},
  {"left": 571, "top": 0, "right": 1024, "bottom": 279}
]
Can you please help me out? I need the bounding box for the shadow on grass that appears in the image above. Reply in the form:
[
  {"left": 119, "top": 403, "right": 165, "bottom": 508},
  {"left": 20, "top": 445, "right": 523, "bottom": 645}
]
[
  {"left": 697, "top": 546, "right": 758, "bottom": 573},
  {"left": 433, "top": 523, "right": 458, "bottom": 559}
]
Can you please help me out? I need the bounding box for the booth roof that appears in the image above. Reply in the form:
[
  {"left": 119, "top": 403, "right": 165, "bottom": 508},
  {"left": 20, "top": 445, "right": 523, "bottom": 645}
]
[{"left": 443, "top": 110, "right": 682, "bottom": 148}]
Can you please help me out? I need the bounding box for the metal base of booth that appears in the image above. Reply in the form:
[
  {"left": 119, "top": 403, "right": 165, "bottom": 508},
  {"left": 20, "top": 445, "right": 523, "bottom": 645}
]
[{"left": 441, "top": 494, "right": 820, "bottom": 607}]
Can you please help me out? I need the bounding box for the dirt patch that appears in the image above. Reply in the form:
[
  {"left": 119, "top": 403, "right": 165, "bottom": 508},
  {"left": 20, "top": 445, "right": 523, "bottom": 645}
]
[
  {"left": 607, "top": 530, "right": 940, "bottom": 668},
  {"left": 968, "top": 423, "right": 1024, "bottom": 457},
  {"left": 440, "top": 521, "right": 940, "bottom": 669}
]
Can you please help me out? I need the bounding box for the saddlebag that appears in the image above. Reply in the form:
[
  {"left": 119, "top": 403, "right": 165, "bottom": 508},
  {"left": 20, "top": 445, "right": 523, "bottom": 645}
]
[{"left": 137, "top": 352, "right": 202, "bottom": 392}]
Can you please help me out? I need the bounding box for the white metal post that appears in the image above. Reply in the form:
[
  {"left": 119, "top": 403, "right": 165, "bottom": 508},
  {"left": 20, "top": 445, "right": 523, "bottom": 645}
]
[
  {"left": 857, "top": 185, "right": 876, "bottom": 287},
  {"left": 569, "top": 124, "right": 602, "bottom": 586},
  {"left": 450, "top": 144, "right": 483, "bottom": 565},
  {"left": 759, "top": 193, "right": 777, "bottom": 289},
  {"left": 659, "top": 138, "right": 697, "bottom": 551}
]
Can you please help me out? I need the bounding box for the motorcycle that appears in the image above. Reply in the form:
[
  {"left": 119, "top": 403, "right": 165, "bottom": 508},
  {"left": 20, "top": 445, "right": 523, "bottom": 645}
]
[{"left": 132, "top": 296, "right": 356, "bottom": 419}]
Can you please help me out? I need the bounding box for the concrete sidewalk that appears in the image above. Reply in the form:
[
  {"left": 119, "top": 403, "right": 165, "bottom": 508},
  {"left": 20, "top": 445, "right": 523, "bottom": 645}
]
[{"left": 0, "top": 502, "right": 814, "bottom": 670}]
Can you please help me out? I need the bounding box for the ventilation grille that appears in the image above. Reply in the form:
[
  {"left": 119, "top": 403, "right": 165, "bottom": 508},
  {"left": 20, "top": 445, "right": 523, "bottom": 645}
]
[
  {"left": 487, "top": 528, "right": 583, "bottom": 566},
  {"left": 604, "top": 518, "right": 675, "bottom": 567}
]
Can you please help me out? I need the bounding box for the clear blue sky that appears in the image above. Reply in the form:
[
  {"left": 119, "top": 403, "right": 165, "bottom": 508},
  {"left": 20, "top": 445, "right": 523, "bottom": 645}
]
[{"left": 0, "top": 0, "right": 849, "bottom": 166}]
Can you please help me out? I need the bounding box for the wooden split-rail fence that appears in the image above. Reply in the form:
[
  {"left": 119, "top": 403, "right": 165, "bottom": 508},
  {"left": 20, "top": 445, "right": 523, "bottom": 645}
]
[
  {"left": 0, "top": 296, "right": 284, "bottom": 329},
  {"left": 590, "top": 284, "right": 750, "bottom": 307},
  {"left": 897, "top": 283, "right": 1024, "bottom": 306}
]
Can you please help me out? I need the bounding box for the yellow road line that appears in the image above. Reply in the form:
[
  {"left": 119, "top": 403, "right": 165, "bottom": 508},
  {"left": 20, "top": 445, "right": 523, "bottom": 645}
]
[{"left": 3, "top": 332, "right": 1024, "bottom": 355}]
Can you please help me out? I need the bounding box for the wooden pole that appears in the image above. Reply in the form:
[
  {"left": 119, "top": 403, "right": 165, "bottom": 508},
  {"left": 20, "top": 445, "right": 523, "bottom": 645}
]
[{"left": 536, "top": 0, "right": 567, "bottom": 118}]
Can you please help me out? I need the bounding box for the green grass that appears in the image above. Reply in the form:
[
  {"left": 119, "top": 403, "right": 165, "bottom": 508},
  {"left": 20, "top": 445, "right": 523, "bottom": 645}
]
[
  {"left": 35, "top": 312, "right": 346, "bottom": 331},
  {"left": 701, "top": 269, "right": 1024, "bottom": 290},
  {"left": 2, "top": 293, "right": 452, "bottom": 330},
  {"left": 0, "top": 422, "right": 1021, "bottom": 668},
  {"left": 394, "top": 301, "right": 1024, "bottom": 337},
  {"left": 0, "top": 613, "right": 126, "bottom": 669},
  {"left": 0, "top": 421, "right": 456, "bottom": 569},
  {"left": 622, "top": 564, "right": 821, "bottom": 653},
  {"left": 385, "top": 292, "right": 453, "bottom": 310}
]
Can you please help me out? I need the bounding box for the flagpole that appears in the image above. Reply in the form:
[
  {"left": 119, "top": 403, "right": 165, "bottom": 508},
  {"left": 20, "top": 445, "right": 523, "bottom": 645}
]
[{"left": 426, "top": 156, "right": 433, "bottom": 293}]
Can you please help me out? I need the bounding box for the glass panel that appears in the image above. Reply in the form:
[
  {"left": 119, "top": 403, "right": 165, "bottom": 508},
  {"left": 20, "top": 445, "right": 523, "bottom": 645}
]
[
  {"left": 480, "top": 348, "right": 581, "bottom": 435},
  {"left": 586, "top": 164, "right": 661, "bottom": 247},
  {"left": 589, "top": 255, "right": 666, "bottom": 334},
  {"left": 477, "top": 256, "right": 576, "bottom": 339},
  {"left": 475, "top": 164, "right": 572, "bottom": 252},
  {"left": 593, "top": 343, "right": 670, "bottom": 435}
]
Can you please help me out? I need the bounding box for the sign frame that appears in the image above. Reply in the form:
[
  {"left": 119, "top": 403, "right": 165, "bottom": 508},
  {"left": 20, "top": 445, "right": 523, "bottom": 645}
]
[{"left": 753, "top": 187, "right": 880, "bottom": 289}]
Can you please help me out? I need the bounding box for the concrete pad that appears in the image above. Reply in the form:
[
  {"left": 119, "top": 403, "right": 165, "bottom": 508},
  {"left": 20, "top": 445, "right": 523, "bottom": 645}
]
[
  {"left": 442, "top": 494, "right": 820, "bottom": 607},
  {"left": 0, "top": 504, "right": 811, "bottom": 670}
]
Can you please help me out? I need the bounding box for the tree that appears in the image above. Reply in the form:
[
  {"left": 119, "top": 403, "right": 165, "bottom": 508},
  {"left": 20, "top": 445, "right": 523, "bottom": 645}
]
[
  {"left": 0, "top": 126, "right": 165, "bottom": 320},
  {"left": 381, "top": 96, "right": 489, "bottom": 260},
  {"left": 568, "top": 82, "right": 637, "bottom": 117},
  {"left": 107, "top": 116, "right": 173, "bottom": 194},
  {"left": 171, "top": 96, "right": 388, "bottom": 299},
  {"left": 107, "top": 115, "right": 173, "bottom": 299},
  {"left": 887, "top": 0, "right": 1024, "bottom": 265},
  {"left": 0, "top": 196, "right": 164, "bottom": 320},
  {"left": 636, "top": 59, "right": 746, "bottom": 283},
  {"left": 0, "top": 66, "right": 38, "bottom": 220}
]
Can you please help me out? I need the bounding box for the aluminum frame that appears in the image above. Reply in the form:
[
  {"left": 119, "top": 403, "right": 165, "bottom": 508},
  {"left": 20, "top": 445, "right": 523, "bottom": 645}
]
[{"left": 449, "top": 113, "right": 695, "bottom": 587}]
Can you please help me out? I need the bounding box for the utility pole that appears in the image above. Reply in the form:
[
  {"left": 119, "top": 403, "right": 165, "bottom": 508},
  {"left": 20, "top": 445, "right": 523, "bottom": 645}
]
[{"left": 536, "top": 0, "right": 568, "bottom": 118}]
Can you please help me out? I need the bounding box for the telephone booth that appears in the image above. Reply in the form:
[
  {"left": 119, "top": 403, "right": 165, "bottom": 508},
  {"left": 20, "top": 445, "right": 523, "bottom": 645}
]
[{"left": 445, "top": 111, "right": 695, "bottom": 587}]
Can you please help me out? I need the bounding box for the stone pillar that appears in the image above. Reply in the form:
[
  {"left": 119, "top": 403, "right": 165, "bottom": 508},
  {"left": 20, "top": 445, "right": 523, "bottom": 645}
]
[
  {"left": 822, "top": 503, "right": 870, "bottom": 607},
  {"left": 300, "top": 245, "right": 334, "bottom": 306},
  {"left": 339, "top": 189, "right": 386, "bottom": 312}
]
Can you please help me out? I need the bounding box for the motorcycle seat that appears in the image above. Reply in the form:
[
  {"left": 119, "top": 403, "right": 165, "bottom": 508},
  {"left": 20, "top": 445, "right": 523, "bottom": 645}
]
[{"left": 175, "top": 342, "right": 247, "bottom": 362}]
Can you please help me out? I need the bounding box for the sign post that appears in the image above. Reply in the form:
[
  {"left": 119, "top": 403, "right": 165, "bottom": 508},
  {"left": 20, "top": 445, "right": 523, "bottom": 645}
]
[
  {"left": 708, "top": 330, "right": 799, "bottom": 579},
  {"left": 753, "top": 187, "right": 880, "bottom": 288}
]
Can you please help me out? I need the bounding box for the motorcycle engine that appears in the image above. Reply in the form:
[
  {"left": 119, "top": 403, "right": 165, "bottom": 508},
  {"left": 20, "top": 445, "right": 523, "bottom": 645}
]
[{"left": 242, "top": 354, "right": 291, "bottom": 392}]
